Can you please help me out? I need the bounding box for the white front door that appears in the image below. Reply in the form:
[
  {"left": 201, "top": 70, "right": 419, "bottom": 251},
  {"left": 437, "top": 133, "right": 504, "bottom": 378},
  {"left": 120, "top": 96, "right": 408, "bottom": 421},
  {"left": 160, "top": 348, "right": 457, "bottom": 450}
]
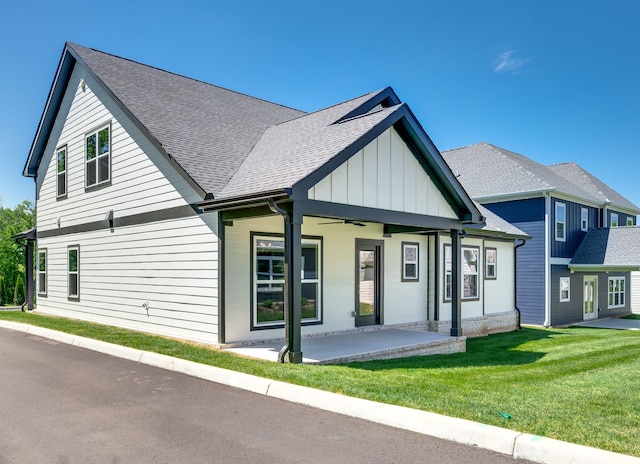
[{"left": 583, "top": 276, "right": 598, "bottom": 320}]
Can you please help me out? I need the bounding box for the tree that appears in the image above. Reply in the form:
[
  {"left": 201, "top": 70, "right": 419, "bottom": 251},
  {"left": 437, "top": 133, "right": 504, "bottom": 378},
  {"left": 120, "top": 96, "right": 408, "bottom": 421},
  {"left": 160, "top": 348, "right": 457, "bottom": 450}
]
[{"left": 0, "top": 201, "right": 35, "bottom": 305}]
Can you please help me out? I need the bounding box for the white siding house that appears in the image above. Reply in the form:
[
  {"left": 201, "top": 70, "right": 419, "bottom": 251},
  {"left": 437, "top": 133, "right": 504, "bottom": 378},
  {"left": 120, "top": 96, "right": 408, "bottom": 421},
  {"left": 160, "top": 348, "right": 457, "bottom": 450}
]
[{"left": 23, "top": 43, "right": 528, "bottom": 362}]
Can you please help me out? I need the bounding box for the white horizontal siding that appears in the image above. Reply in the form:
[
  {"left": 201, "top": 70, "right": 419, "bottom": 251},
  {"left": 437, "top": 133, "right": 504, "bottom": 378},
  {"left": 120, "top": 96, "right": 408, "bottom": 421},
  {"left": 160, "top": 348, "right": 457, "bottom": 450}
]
[
  {"left": 307, "top": 127, "right": 457, "bottom": 219},
  {"left": 632, "top": 271, "right": 640, "bottom": 314},
  {"left": 36, "top": 215, "right": 219, "bottom": 344}
]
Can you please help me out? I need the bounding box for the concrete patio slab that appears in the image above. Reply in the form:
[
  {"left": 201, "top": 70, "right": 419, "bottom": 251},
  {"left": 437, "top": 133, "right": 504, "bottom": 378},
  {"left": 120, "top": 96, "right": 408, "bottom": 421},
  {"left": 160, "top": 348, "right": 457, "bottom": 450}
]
[
  {"left": 225, "top": 328, "right": 464, "bottom": 364},
  {"left": 574, "top": 318, "right": 640, "bottom": 330}
]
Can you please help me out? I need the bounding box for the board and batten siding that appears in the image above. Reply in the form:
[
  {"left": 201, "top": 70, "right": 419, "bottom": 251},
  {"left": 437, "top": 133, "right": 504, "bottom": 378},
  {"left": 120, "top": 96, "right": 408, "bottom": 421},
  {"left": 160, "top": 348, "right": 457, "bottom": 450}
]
[
  {"left": 307, "top": 127, "right": 457, "bottom": 219},
  {"left": 513, "top": 220, "right": 546, "bottom": 325},
  {"left": 35, "top": 66, "right": 220, "bottom": 344}
]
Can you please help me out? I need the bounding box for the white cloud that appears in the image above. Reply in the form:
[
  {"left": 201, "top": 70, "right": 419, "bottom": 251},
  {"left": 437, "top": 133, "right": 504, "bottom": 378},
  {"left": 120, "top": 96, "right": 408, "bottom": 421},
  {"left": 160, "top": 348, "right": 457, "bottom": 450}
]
[{"left": 494, "top": 50, "right": 530, "bottom": 74}]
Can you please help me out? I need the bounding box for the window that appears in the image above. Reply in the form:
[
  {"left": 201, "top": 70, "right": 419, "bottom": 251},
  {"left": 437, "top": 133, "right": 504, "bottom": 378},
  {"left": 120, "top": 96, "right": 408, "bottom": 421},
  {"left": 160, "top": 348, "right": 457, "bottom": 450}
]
[
  {"left": 485, "top": 248, "right": 497, "bottom": 279},
  {"left": 253, "top": 235, "right": 321, "bottom": 327},
  {"left": 56, "top": 146, "right": 67, "bottom": 198},
  {"left": 555, "top": 202, "right": 566, "bottom": 241},
  {"left": 627, "top": 217, "right": 634, "bottom": 226},
  {"left": 85, "top": 124, "right": 110, "bottom": 188},
  {"left": 68, "top": 246, "right": 79, "bottom": 299},
  {"left": 581, "top": 208, "right": 589, "bottom": 232},
  {"left": 610, "top": 213, "right": 618, "bottom": 227},
  {"left": 37, "top": 249, "right": 47, "bottom": 296},
  {"left": 560, "top": 277, "right": 570, "bottom": 302},
  {"left": 444, "top": 245, "right": 479, "bottom": 300},
  {"left": 608, "top": 277, "right": 625, "bottom": 308},
  {"left": 401, "top": 242, "right": 419, "bottom": 281}
]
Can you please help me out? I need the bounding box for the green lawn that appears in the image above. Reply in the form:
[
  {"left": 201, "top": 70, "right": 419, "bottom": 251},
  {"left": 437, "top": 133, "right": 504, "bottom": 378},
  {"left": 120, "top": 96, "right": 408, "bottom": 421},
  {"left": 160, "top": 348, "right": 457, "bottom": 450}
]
[{"left": 1, "top": 311, "right": 639, "bottom": 457}]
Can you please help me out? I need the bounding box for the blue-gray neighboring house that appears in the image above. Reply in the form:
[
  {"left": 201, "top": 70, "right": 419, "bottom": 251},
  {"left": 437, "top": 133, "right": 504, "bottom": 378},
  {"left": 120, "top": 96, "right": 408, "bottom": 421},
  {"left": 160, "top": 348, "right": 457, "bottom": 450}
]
[{"left": 442, "top": 143, "right": 640, "bottom": 326}]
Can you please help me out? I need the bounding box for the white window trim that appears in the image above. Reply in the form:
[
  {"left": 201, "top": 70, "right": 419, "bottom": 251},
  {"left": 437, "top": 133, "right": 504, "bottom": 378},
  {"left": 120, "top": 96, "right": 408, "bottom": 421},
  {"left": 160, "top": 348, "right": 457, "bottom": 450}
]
[
  {"left": 555, "top": 202, "right": 566, "bottom": 242},
  {"left": 85, "top": 123, "right": 111, "bottom": 188},
  {"left": 560, "top": 277, "right": 571, "bottom": 302},
  {"left": 610, "top": 212, "right": 618, "bottom": 228},
  {"left": 485, "top": 248, "right": 497, "bottom": 279},
  {"left": 252, "top": 235, "right": 322, "bottom": 328},
  {"left": 68, "top": 246, "right": 80, "bottom": 299},
  {"left": 608, "top": 276, "right": 625, "bottom": 308},
  {"left": 401, "top": 242, "right": 419, "bottom": 282},
  {"left": 581, "top": 207, "right": 589, "bottom": 232}
]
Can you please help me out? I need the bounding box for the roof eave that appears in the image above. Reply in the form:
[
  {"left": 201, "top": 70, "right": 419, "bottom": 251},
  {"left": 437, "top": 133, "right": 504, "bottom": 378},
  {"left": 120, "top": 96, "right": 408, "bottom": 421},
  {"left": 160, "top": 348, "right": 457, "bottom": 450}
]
[
  {"left": 568, "top": 264, "right": 640, "bottom": 272},
  {"left": 197, "top": 189, "right": 290, "bottom": 211}
]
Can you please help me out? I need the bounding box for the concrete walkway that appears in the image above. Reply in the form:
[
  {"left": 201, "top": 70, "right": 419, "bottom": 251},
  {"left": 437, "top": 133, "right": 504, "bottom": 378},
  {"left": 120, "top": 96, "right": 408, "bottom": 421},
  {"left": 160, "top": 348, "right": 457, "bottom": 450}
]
[
  {"left": 574, "top": 318, "right": 640, "bottom": 330},
  {"left": 225, "top": 329, "right": 458, "bottom": 363},
  {"left": 0, "top": 319, "right": 638, "bottom": 464}
]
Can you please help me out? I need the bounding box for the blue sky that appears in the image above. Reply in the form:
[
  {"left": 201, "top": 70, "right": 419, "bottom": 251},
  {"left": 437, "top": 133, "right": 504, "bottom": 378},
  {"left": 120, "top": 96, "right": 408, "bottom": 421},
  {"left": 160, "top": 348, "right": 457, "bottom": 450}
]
[{"left": 1, "top": 0, "right": 639, "bottom": 212}]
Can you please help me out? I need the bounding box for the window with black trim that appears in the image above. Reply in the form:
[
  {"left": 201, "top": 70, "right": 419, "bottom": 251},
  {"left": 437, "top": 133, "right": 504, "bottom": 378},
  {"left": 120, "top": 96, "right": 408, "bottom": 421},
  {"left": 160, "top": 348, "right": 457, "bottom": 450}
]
[
  {"left": 444, "top": 244, "right": 479, "bottom": 300},
  {"left": 85, "top": 124, "right": 110, "bottom": 188},
  {"left": 68, "top": 246, "right": 79, "bottom": 299},
  {"left": 485, "top": 248, "right": 497, "bottom": 279},
  {"left": 56, "top": 145, "right": 67, "bottom": 198},
  {"left": 37, "top": 249, "right": 47, "bottom": 296},
  {"left": 401, "top": 242, "right": 419, "bottom": 281},
  {"left": 253, "top": 235, "right": 321, "bottom": 328},
  {"left": 581, "top": 208, "right": 588, "bottom": 232},
  {"left": 610, "top": 213, "right": 618, "bottom": 227}
]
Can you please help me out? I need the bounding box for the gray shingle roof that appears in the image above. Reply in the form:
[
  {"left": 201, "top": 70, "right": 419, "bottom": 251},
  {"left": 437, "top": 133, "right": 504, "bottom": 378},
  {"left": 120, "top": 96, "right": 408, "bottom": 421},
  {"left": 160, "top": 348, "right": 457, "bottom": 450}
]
[
  {"left": 570, "top": 227, "right": 640, "bottom": 268},
  {"left": 465, "top": 204, "right": 530, "bottom": 239},
  {"left": 442, "top": 143, "right": 640, "bottom": 213},
  {"left": 69, "top": 43, "right": 306, "bottom": 196}
]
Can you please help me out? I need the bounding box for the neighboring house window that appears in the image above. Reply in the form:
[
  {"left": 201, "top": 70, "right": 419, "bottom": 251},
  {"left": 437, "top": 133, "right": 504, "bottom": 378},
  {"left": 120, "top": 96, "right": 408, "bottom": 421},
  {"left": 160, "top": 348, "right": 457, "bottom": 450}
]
[
  {"left": 610, "top": 213, "right": 618, "bottom": 227},
  {"left": 68, "top": 246, "right": 79, "bottom": 299},
  {"left": 560, "top": 277, "right": 570, "bottom": 302},
  {"left": 555, "top": 202, "right": 566, "bottom": 241},
  {"left": 56, "top": 145, "right": 67, "bottom": 198},
  {"left": 37, "top": 249, "right": 47, "bottom": 296},
  {"left": 581, "top": 208, "right": 589, "bottom": 232},
  {"left": 608, "top": 277, "right": 625, "bottom": 308},
  {"left": 443, "top": 245, "right": 479, "bottom": 300},
  {"left": 85, "top": 124, "right": 111, "bottom": 188},
  {"left": 401, "top": 242, "right": 419, "bottom": 281},
  {"left": 253, "top": 235, "right": 321, "bottom": 327},
  {"left": 627, "top": 217, "right": 634, "bottom": 226},
  {"left": 485, "top": 248, "right": 497, "bottom": 279}
]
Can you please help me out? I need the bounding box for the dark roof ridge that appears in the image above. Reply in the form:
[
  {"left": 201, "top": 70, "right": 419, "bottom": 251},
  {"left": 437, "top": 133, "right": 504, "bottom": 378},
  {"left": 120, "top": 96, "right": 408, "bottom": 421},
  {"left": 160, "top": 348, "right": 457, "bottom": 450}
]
[{"left": 67, "top": 42, "right": 306, "bottom": 116}]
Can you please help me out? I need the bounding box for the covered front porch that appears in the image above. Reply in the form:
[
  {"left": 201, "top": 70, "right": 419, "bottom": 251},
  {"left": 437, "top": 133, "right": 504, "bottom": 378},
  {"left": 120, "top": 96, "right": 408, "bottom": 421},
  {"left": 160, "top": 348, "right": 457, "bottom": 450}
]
[{"left": 223, "top": 327, "right": 465, "bottom": 364}]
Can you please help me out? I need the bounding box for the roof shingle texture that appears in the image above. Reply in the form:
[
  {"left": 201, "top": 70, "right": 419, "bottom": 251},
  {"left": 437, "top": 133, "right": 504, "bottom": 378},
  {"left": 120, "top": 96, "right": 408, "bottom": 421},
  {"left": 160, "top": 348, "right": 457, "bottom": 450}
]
[
  {"left": 571, "top": 227, "right": 640, "bottom": 265},
  {"left": 465, "top": 203, "right": 529, "bottom": 238},
  {"left": 70, "top": 43, "right": 306, "bottom": 196},
  {"left": 442, "top": 143, "right": 639, "bottom": 212}
]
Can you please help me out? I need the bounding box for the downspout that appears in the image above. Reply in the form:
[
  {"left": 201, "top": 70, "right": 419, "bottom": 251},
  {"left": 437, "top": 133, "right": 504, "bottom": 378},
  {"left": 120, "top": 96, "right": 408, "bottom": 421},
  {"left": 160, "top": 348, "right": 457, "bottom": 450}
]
[
  {"left": 268, "top": 198, "right": 292, "bottom": 363},
  {"left": 514, "top": 238, "right": 527, "bottom": 330}
]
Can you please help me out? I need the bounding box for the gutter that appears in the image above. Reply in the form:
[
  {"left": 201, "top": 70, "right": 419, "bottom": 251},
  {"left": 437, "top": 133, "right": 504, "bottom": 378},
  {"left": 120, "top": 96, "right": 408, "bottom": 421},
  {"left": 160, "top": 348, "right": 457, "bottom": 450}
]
[
  {"left": 514, "top": 239, "right": 527, "bottom": 330},
  {"left": 544, "top": 192, "right": 551, "bottom": 327}
]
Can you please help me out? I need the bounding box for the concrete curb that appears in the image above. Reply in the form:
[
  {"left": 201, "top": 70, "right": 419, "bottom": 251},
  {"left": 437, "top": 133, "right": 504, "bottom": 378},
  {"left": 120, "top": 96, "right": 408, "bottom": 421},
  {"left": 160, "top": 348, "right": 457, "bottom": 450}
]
[{"left": 2, "top": 320, "right": 638, "bottom": 464}]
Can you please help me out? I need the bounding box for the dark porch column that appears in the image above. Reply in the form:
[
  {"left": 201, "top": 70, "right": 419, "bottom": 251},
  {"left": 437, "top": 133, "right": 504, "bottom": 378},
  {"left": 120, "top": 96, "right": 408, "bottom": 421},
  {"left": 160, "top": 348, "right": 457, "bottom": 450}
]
[{"left": 450, "top": 229, "right": 463, "bottom": 337}]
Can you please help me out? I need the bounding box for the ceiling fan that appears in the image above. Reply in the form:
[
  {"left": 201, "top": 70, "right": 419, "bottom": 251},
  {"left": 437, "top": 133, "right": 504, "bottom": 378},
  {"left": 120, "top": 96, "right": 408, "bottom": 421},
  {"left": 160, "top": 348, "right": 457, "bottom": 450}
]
[{"left": 318, "top": 219, "right": 366, "bottom": 227}]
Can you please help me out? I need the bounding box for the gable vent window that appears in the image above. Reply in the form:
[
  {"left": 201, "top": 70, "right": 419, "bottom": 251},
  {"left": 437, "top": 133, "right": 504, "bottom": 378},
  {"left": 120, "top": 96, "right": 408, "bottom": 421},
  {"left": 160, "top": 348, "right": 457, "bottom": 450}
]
[{"left": 85, "top": 124, "right": 111, "bottom": 188}]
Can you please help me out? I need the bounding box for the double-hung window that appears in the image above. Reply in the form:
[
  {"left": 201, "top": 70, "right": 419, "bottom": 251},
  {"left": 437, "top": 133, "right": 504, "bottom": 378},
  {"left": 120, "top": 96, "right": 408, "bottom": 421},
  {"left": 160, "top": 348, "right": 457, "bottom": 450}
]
[
  {"left": 253, "top": 235, "right": 321, "bottom": 328},
  {"left": 608, "top": 277, "right": 625, "bottom": 308},
  {"left": 560, "top": 277, "right": 570, "bottom": 302},
  {"left": 444, "top": 245, "right": 479, "bottom": 300},
  {"left": 555, "top": 202, "right": 566, "bottom": 241},
  {"left": 85, "top": 124, "right": 111, "bottom": 188},
  {"left": 56, "top": 146, "right": 67, "bottom": 198},
  {"left": 37, "top": 249, "right": 47, "bottom": 297},
  {"left": 68, "top": 246, "right": 79, "bottom": 299},
  {"left": 401, "top": 242, "right": 419, "bottom": 281},
  {"left": 485, "top": 248, "right": 497, "bottom": 279},
  {"left": 581, "top": 208, "right": 589, "bottom": 232}
]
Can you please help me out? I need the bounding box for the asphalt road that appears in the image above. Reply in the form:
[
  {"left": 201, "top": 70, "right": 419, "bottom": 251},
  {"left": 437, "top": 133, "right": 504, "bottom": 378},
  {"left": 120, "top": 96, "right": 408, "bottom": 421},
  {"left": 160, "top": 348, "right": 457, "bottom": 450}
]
[{"left": 0, "top": 327, "right": 531, "bottom": 463}]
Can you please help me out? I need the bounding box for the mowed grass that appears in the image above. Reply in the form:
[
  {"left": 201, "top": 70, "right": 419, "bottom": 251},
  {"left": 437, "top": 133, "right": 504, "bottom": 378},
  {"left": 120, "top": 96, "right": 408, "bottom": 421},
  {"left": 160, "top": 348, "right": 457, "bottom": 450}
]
[{"left": 1, "top": 311, "right": 639, "bottom": 457}]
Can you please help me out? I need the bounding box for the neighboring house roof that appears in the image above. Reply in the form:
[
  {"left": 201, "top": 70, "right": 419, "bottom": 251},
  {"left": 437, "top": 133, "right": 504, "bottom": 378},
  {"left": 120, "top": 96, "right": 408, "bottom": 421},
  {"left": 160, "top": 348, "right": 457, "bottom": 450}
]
[
  {"left": 25, "top": 43, "right": 483, "bottom": 224},
  {"left": 465, "top": 204, "right": 530, "bottom": 240},
  {"left": 569, "top": 227, "right": 640, "bottom": 271},
  {"left": 442, "top": 143, "right": 640, "bottom": 214}
]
